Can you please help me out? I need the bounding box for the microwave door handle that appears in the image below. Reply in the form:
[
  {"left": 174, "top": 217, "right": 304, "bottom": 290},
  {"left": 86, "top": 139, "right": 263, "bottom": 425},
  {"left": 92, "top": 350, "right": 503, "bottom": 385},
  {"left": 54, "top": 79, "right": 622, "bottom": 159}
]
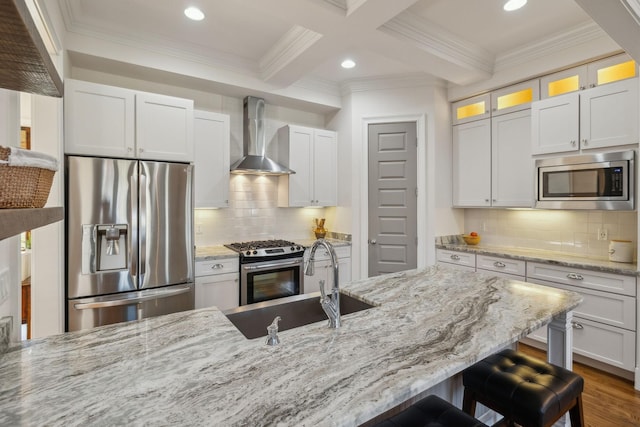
[{"left": 598, "top": 168, "right": 605, "bottom": 196}]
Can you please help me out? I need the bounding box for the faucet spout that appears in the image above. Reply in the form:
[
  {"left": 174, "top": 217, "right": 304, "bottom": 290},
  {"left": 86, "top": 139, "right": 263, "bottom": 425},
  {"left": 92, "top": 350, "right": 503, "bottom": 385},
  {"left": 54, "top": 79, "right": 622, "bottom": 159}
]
[{"left": 305, "top": 239, "right": 341, "bottom": 328}]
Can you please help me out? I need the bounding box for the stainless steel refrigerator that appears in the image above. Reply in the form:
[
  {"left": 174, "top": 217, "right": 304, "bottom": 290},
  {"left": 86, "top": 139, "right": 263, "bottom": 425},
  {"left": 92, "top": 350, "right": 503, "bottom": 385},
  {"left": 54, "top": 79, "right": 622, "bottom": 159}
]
[{"left": 66, "top": 156, "right": 194, "bottom": 332}]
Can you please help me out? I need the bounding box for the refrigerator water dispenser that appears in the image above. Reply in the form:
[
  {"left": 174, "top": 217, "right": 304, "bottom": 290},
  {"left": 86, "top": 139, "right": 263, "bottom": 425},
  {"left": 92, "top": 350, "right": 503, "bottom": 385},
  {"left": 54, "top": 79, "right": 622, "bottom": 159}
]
[{"left": 81, "top": 224, "right": 128, "bottom": 273}]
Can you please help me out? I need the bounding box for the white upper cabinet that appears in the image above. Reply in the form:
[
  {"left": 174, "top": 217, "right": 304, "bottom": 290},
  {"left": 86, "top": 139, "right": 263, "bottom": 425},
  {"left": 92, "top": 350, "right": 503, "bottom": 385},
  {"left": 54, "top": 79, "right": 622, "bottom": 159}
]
[
  {"left": 580, "top": 78, "right": 639, "bottom": 150},
  {"left": 491, "top": 109, "right": 533, "bottom": 207},
  {"left": 532, "top": 78, "right": 638, "bottom": 154},
  {"left": 531, "top": 92, "right": 580, "bottom": 154},
  {"left": 135, "top": 93, "right": 194, "bottom": 162},
  {"left": 64, "top": 79, "right": 194, "bottom": 162},
  {"left": 452, "top": 119, "right": 491, "bottom": 207},
  {"left": 541, "top": 53, "right": 637, "bottom": 99},
  {"left": 452, "top": 81, "right": 536, "bottom": 208},
  {"left": 451, "top": 93, "right": 490, "bottom": 125},
  {"left": 278, "top": 125, "right": 337, "bottom": 207},
  {"left": 490, "top": 79, "right": 539, "bottom": 116},
  {"left": 194, "top": 110, "right": 230, "bottom": 208},
  {"left": 64, "top": 79, "right": 136, "bottom": 158}
]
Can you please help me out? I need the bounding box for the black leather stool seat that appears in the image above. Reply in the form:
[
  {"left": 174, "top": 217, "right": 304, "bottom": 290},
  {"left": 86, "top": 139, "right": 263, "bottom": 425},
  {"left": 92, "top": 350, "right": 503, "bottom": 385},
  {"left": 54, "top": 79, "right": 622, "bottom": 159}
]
[
  {"left": 462, "top": 349, "right": 584, "bottom": 427},
  {"left": 374, "top": 395, "right": 488, "bottom": 427}
]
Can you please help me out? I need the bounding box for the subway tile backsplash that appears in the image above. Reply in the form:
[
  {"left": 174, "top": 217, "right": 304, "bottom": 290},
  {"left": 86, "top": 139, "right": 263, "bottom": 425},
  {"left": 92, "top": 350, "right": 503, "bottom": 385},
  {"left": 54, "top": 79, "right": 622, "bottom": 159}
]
[
  {"left": 195, "top": 175, "right": 328, "bottom": 246},
  {"left": 464, "top": 209, "right": 637, "bottom": 260}
]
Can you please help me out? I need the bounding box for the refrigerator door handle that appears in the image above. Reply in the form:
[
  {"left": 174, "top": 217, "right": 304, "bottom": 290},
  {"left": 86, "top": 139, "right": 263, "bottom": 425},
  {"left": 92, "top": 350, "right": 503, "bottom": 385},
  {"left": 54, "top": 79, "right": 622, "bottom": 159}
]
[
  {"left": 139, "top": 171, "right": 147, "bottom": 280},
  {"left": 130, "top": 170, "right": 139, "bottom": 284},
  {"left": 73, "top": 285, "right": 192, "bottom": 310}
]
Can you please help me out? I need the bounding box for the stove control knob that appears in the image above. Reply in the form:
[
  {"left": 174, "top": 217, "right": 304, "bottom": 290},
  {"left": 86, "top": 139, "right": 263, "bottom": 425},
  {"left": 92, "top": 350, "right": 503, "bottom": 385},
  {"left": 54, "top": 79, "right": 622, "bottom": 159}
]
[
  {"left": 252, "top": 250, "right": 258, "bottom": 255},
  {"left": 245, "top": 251, "right": 251, "bottom": 256},
  {"left": 296, "top": 246, "right": 301, "bottom": 250},
  {"left": 290, "top": 246, "right": 295, "bottom": 251}
]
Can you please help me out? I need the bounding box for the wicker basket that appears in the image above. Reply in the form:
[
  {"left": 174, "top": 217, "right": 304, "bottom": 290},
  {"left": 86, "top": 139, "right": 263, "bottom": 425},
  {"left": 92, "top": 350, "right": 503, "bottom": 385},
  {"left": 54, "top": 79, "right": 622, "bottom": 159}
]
[{"left": 0, "top": 146, "right": 55, "bottom": 208}]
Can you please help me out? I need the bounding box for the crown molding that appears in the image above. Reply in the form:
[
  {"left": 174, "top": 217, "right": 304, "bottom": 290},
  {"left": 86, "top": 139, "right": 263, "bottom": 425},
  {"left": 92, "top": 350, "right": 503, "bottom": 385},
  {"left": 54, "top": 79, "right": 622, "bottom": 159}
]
[
  {"left": 341, "top": 73, "right": 445, "bottom": 95},
  {"left": 321, "top": 0, "right": 347, "bottom": 11},
  {"left": 621, "top": 0, "right": 640, "bottom": 25},
  {"left": 379, "top": 12, "right": 494, "bottom": 75},
  {"left": 495, "top": 21, "right": 610, "bottom": 72},
  {"left": 259, "top": 25, "right": 323, "bottom": 83}
]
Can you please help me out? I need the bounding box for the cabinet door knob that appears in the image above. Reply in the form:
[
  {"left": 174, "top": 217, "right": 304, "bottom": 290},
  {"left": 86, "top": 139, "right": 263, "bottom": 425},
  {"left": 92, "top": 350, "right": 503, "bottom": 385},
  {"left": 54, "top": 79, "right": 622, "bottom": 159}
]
[
  {"left": 450, "top": 254, "right": 460, "bottom": 261},
  {"left": 485, "top": 199, "right": 490, "bottom": 203},
  {"left": 572, "top": 321, "right": 584, "bottom": 329},
  {"left": 493, "top": 261, "right": 506, "bottom": 268},
  {"left": 567, "top": 273, "right": 584, "bottom": 280},
  {"left": 570, "top": 140, "right": 576, "bottom": 146},
  {"left": 211, "top": 264, "right": 224, "bottom": 270},
  {"left": 582, "top": 138, "right": 588, "bottom": 145},
  {"left": 369, "top": 239, "right": 377, "bottom": 245}
]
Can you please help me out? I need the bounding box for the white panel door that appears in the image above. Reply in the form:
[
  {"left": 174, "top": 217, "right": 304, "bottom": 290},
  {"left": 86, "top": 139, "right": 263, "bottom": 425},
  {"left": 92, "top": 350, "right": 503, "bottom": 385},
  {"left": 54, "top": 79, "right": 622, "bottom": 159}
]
[
  {"left": 452, "top": 119, "right": 491, "bottom": 207},
  {"left": 64, "top": 79, "right": 135, "bottom": 157},
  {"left": 491, "top": 110, "right": 533, "bottom": 207},
  {"left": 312, "top": 129, "right": 337, "bottom": 206},
  {"left": 531, "top": 93, "right": 579, "bottom": 154},
  {"left": 286, "top": 126, "right": 313, "bottom": 207},
  {"left": 194, "top": 110, "right": 230, "bottom": 208},
  {"left": 136, "top": 92, "right": 194, "bottom": 162},
  {"left": 580, "top": 78, "right": 639, "bottom": 150}
]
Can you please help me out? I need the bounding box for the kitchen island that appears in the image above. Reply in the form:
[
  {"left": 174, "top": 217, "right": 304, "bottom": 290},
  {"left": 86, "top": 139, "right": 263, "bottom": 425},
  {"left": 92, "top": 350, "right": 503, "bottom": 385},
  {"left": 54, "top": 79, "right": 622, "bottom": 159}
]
[{"left": 0, "top": 266, "right": 581, "bottom": 426}]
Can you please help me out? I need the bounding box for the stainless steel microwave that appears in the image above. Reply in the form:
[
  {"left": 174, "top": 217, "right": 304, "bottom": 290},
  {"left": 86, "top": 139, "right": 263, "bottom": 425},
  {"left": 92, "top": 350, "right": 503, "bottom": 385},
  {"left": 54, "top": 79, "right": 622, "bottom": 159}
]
[{"left": 535, "top": 150, "right": 635, "bottom": 210}]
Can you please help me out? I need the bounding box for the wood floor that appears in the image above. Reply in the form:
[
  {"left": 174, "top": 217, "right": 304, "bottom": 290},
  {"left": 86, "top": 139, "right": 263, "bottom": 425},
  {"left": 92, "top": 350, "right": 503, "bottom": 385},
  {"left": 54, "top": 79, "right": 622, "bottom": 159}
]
[{"left": 519, "top": 343, "right": 640, "bottom": 427}]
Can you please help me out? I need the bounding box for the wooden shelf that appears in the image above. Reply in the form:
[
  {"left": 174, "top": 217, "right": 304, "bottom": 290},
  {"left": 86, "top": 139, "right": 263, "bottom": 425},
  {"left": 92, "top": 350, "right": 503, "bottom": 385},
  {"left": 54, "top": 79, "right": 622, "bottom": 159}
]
[{"left": 0, "top": 207, "right": 63, "bottom": 240}]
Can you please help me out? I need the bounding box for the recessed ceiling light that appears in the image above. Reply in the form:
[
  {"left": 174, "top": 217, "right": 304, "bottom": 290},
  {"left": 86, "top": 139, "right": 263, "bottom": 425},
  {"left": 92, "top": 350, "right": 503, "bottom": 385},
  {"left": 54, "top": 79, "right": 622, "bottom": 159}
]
[
  {"left": 184, "top": 6, "right": 205, "bottom": 21},
  {"left": 503, "top": 0, "right": 527, "bottom": 11},
  {"left": 341, "top": 59, "right": 356, "bottom": 69}
]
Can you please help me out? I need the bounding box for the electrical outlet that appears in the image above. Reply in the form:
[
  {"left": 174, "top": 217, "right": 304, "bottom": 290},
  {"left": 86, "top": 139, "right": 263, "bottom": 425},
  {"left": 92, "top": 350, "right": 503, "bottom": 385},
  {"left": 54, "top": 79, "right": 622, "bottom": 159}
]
[
  {"left": 597, "top": 228, "right": 608, "bottom": 241},
  {"left": 0, "top": 268, "right": 9, "bottom": 306}
]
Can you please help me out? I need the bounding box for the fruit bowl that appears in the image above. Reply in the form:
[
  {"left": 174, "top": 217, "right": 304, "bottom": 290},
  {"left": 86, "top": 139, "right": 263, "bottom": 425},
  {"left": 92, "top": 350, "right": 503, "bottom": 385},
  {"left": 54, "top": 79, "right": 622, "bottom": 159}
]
[{"left": 462, "top": 234, "right": 481, "bottom": 245}]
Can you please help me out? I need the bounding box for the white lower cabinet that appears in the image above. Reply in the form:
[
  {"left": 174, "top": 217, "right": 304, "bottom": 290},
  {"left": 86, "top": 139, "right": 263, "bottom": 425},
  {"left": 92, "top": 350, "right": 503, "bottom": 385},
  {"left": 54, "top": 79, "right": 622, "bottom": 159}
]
[
  {"left": 525, "top": 262, "right": 637, "bottom": 372},
  {"left": 304, "top": 245, "right": 351, "bottom": 293},
  {"left": 476, "top": 254, "right": 526, "bottom": 279},
  {"left": 195, "top": 257, "right": 239, "bottom": 311},
  {"left": 436, "top": 249, "right": 476, "bottom": 271}
]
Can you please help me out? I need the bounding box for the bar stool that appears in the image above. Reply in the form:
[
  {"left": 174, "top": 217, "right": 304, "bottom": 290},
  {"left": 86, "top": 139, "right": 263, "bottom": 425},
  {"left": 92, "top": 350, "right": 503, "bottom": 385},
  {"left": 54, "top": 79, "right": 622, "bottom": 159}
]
[
  {"left": 462, "top": 349, "right": 584, "bottom": 427},
  {"left": 373, "top": 395, "right": 488, "bottom": 427}
]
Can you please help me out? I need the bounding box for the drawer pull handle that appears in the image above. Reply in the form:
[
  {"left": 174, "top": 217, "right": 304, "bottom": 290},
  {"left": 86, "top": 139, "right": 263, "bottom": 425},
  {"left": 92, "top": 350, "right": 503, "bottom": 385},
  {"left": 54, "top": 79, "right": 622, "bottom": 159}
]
[
  {"left": 211, "top": 264, "right": 224, "bottom": 270},
  {"left": 493, "top": 261, "right": 506, "bottom": 268},
  {"left": 567, "top": 273, "right": 584, "bottom": 280},
  {"left": 572, "top": 321, "right": 584, "bottom": 330},
  {"left": 450, "top": 254, "right": 460, "bottom": 261}
]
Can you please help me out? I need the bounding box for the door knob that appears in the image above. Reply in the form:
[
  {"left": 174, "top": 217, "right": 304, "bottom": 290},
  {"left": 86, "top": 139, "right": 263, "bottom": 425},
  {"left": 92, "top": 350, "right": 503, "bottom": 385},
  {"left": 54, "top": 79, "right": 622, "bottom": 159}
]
[{"left": 368, "top": 239, "right": 377, "bottom": 245}]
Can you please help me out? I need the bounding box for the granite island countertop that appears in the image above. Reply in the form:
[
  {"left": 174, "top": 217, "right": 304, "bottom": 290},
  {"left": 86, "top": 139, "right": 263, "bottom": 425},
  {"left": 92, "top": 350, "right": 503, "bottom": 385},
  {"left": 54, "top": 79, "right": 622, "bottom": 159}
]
[
  {"left": 0, "top": 266, "right": 581, "bottom": 426},
  {"left": 437, "top": 241, "right": 639, "bottom": 276}
]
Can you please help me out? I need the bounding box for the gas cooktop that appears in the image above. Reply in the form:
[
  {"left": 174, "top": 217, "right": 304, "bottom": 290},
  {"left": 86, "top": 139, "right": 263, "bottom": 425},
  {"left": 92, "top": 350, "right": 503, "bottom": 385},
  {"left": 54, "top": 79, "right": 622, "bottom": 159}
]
[{"left": 224, "top": 239, "right": 305, "bottom": 258}]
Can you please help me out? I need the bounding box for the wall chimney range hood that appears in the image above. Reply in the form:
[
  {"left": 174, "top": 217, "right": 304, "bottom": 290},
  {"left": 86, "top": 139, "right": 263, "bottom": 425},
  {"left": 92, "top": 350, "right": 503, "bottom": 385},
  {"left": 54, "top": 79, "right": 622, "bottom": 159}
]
[{"left": 230, "top": 96, "right": 294, "bottom": 175}]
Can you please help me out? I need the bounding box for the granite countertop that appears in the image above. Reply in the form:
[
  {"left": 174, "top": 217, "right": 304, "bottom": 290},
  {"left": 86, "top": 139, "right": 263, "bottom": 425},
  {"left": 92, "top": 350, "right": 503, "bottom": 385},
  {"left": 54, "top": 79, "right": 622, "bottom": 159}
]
[
  {"left": 436, "top": 241, "right": 639, "bottom": 276},
  {"left": 195, "top": 245, "right": 238, "bottom": 261},
  {"left": 0, "top": 266, "right": 581, "bottom": 426}
]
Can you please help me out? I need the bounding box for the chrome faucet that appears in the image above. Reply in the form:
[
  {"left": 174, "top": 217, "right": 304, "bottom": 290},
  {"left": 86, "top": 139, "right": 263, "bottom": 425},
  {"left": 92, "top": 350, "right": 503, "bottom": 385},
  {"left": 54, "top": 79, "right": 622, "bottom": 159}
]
[{"left": 304, "top": 239, "right": 341, "bottom": 328}]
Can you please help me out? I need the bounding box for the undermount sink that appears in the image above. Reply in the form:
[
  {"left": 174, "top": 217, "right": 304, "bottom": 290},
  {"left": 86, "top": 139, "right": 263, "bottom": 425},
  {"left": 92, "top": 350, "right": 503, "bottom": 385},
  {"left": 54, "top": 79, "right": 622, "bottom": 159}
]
[{"left": 223, "top": 292, "right": 375, "bottom": 339}]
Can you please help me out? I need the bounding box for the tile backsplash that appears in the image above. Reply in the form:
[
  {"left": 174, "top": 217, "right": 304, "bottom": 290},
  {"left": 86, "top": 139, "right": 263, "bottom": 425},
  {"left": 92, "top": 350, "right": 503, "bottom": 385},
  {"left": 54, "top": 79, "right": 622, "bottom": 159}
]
[
  {"left": 464, "top": 209, "right": 637, "bottom": 260},
  {"left": 195, "top": 175, "right": 329, "bottom": 246}
]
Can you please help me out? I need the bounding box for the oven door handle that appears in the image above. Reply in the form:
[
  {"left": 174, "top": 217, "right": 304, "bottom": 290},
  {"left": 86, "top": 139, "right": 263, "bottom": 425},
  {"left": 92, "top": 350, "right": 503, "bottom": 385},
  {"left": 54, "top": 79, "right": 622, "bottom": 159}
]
[{"left": 243, "top": 259, "right": 302, "bottom": 271}]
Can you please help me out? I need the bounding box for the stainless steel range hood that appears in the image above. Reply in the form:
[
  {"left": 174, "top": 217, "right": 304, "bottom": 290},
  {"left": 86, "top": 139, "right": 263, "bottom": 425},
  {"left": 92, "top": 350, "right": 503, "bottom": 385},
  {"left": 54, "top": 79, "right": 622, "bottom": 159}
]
[{"left": 230, "top": 96, "right": 294, "bottom": 175}]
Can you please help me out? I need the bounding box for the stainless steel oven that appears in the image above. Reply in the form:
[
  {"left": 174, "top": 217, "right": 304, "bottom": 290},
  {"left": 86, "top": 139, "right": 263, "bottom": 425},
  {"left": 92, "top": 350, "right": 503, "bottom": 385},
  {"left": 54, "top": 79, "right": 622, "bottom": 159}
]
[{"left": 225, "top": 240, "right": 305, "bottom": 305}]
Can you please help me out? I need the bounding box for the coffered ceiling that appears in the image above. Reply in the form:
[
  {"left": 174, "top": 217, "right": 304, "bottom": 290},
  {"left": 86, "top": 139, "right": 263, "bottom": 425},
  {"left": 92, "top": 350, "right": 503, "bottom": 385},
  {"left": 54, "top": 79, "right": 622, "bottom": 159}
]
[{"left": 48, "top": 0, "right": 618, "bottom": 107}]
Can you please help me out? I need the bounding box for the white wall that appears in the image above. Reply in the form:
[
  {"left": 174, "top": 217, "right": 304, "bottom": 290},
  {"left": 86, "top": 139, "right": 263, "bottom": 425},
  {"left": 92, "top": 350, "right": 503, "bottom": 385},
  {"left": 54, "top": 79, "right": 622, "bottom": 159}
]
[
  {"left": 327, "top": 80, "right": 463, "bottom": 280},
  {"left": 0, "top": 89, "right": 22, "bottom": 342},
  {"left": 30, "top": 94, "right": 64, "bottom": 338}
]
